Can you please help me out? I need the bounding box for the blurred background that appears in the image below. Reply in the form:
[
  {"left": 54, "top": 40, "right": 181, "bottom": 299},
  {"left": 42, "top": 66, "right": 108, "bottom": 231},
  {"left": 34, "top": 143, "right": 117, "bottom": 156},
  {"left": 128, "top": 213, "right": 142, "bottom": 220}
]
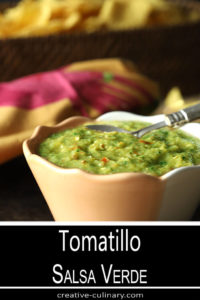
[{"left": 0, "top": 0, "right": 200, "bottom": 97}]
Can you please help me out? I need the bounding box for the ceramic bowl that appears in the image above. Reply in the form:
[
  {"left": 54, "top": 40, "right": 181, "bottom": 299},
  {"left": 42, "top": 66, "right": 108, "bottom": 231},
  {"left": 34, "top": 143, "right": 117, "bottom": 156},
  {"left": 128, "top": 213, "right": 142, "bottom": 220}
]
[{"left": 23, "top": 111, "right": 200, "bottom": 221}]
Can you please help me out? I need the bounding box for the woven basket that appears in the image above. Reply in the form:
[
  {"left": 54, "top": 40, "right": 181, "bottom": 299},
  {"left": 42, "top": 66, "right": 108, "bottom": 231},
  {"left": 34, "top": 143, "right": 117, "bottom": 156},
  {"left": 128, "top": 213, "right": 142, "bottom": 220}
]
[{"left": 1, "top": 0, "right": 200, "bottom": 97}]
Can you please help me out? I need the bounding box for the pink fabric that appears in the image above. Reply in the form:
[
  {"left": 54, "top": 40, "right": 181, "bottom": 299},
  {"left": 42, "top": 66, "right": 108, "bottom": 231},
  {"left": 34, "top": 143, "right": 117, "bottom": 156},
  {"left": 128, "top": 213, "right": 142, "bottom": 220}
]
[
  {"left": 0, "top": 70, "right": 106, "bottom": 116},
  {"left": 0, "top": 67, "right": 157, "bottom": 117},
  {"left": 0, "top": 70, "right": 81, "bottom": 109}
]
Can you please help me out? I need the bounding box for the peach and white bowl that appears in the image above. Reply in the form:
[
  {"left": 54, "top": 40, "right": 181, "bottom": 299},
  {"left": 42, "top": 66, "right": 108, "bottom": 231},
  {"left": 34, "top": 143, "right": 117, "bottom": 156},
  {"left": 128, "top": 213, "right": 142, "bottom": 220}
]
[{"left": 23, "top": 111, "right": 200, "bottom": 221}]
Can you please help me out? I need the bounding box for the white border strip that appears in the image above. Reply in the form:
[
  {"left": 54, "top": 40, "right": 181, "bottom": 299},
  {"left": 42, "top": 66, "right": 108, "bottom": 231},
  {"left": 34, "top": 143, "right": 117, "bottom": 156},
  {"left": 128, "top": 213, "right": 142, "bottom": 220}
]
[
  {"left": 0, "top": 221, "right": 200, "bottom": 226},
  {"left": 0, "top": 286, "right": 200, "bottom": 289}
]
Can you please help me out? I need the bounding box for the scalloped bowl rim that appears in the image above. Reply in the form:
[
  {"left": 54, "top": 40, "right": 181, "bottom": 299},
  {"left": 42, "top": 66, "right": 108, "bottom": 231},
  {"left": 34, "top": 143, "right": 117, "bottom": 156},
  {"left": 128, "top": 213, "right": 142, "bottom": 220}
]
[{"left": 23, "top": 111, "right": 200, "bottom": 181}]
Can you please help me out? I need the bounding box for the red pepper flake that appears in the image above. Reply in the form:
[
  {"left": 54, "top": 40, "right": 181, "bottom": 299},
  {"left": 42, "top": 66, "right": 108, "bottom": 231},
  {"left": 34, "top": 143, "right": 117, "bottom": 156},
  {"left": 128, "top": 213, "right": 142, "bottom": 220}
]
[
  {"left": 101, "top": 157, "right": 109, "bottom": 163},
  {"left": 70, "top": 145, "right": 79, "bottom": 150},
  {"left": 139, "top": 140, "right": 152, "bottom": 145}
]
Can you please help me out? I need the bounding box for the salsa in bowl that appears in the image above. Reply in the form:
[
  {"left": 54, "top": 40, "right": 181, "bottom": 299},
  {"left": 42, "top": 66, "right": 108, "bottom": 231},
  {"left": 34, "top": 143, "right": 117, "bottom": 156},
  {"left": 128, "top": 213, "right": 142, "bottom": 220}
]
[
  {"left": 23, "top": 111, "right": 200, "bottom": 221},
  {"left": 38, "top": 120, "right": 200, "bottom": 177}
]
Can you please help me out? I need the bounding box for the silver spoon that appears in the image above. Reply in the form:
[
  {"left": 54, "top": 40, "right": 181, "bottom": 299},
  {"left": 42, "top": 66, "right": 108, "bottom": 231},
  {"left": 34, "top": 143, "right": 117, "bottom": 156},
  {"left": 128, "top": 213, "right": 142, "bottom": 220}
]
[{"left": 86, "top": 103, "right": 200, "bottom": 138}]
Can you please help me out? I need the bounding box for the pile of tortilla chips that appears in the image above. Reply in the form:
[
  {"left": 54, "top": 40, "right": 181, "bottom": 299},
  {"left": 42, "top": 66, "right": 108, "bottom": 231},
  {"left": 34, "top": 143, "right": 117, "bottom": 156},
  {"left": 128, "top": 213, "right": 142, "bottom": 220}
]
[{"left": 0, "top": 0, "right": 200, "bottom": 38}]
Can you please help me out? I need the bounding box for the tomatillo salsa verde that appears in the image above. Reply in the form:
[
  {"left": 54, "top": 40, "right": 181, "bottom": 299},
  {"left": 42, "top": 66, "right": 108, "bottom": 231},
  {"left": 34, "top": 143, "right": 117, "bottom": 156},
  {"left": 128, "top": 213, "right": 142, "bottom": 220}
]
[{"left": 38, "top": 121, "right": 200, "bottom": 176}]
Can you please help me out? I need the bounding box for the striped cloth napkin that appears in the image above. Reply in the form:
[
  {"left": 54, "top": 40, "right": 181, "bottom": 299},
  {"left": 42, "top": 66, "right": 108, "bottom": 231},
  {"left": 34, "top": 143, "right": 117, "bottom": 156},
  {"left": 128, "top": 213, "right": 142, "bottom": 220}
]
[{"left": 0, "top": 58, "right": 159, "bottom": 164}]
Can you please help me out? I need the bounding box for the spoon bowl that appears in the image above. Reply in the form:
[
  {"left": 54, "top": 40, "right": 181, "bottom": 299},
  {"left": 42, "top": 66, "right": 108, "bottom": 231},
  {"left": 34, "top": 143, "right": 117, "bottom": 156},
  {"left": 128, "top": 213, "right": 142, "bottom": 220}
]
[
  {"left": 87, "top": 103, "right": 200, "bottom": 138},
  {"left": 86, "top": 121, "right": 166, "bottom": 138}
]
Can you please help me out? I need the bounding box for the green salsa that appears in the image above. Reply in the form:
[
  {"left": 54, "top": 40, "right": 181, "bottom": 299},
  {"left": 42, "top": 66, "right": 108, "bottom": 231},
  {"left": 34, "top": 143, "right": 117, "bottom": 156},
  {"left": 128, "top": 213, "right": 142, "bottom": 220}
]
[{"left": 38, "top": 121, "right": 200, "bottom": 176}]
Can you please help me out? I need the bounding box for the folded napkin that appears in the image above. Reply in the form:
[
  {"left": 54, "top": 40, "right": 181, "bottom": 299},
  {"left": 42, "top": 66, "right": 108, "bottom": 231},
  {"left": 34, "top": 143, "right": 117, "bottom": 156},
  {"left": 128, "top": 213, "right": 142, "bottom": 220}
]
[{"left": 0, "top": 58, "right": 159, "bottom": 164}]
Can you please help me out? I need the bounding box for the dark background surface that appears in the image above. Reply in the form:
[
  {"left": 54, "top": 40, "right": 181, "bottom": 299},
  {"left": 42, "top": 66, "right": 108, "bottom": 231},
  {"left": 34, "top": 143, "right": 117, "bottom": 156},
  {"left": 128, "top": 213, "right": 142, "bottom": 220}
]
[
  {"left": 0, "top": 156, "right": 200, "bottom": 221},
  {"left": 0, "top": 156, "right": 53, "bottom": 221}
]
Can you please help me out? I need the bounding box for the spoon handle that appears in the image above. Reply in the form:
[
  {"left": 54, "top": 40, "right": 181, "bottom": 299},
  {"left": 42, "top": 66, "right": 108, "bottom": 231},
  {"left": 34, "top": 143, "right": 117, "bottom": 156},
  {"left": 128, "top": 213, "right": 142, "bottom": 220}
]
[
  {"left": 165, "top": 103, "right": 200, "bottom": 127},
  {"left": 183, "top": 102, "right": 200, "bottom": 122}
]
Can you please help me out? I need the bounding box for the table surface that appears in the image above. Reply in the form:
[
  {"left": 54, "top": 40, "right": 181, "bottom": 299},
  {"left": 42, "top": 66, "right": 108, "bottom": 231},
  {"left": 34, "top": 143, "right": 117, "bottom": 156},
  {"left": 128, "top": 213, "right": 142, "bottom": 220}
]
[
  {"left": 0, "top": 156, "right": 53, "bottom": 221},
  {"left": 0, "top": 156, "right": 200, "bottom": 221}
]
